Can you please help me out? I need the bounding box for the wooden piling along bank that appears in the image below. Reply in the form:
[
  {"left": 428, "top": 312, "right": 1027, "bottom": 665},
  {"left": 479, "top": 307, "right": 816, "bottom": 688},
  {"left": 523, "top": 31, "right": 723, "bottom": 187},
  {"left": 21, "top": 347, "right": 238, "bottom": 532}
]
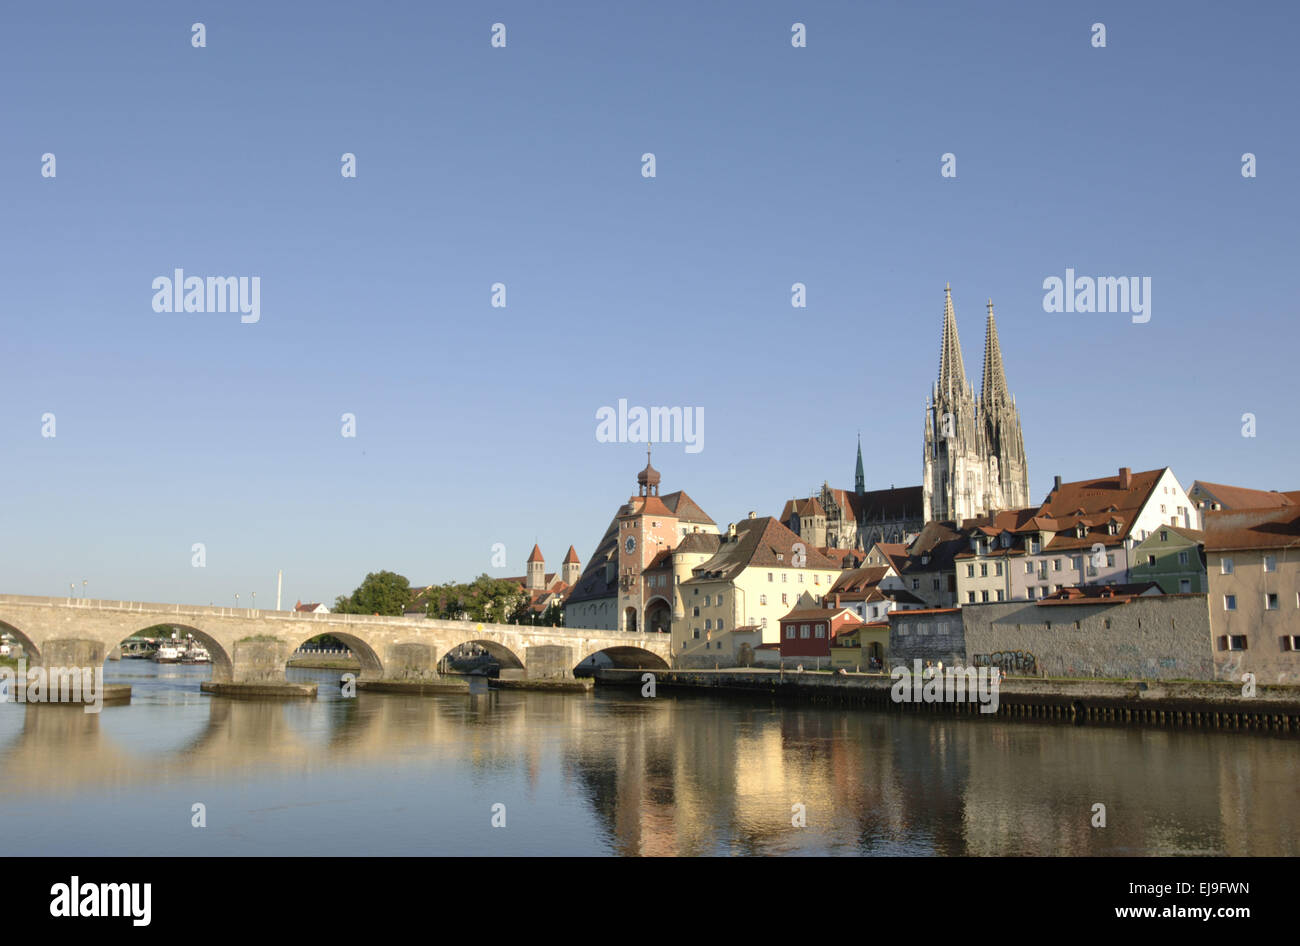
[{"left": 593, "top": 668, "right": 1300, "bottom": 733}]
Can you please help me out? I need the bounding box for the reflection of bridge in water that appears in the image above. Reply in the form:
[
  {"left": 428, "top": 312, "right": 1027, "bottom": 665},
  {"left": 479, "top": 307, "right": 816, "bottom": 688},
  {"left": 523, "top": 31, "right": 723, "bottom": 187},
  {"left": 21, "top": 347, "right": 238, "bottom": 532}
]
[{"left": 0, "top": 594, "right": 670, "bottom": 696}]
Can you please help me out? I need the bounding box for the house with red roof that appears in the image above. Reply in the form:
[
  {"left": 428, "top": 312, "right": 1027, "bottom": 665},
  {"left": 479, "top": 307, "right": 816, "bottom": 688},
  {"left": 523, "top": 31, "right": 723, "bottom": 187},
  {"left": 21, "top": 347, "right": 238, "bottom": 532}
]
[{"left": 954, "top": 466, "right": 1194, "bottom": 604}]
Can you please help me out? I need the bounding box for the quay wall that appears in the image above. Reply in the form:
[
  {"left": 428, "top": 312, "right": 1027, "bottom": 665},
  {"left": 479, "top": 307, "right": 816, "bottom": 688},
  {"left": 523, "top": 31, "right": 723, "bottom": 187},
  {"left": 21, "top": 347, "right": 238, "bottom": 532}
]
[{"left": 594, "top": 668, "right": 1300, "bottom": 733}]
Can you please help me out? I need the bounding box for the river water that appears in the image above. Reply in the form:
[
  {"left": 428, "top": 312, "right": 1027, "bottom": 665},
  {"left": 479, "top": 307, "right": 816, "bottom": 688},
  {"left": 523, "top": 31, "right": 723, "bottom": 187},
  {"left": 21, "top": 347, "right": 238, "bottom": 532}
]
[{"left": 0, "top": 660, "right": 1295, "bottom": 856}]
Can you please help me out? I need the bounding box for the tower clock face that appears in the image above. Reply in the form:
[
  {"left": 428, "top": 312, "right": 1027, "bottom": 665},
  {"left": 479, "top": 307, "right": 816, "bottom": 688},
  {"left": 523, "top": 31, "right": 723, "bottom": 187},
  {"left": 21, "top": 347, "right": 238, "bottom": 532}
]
[{"left": 625, "top": 535, "right": 637, "bottom": 554}]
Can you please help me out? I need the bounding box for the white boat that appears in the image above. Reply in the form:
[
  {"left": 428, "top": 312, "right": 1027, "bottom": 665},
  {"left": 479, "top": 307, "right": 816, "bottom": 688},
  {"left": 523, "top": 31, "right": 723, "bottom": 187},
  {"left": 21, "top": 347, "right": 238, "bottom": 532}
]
[
  {"left": 182, "top": 644, "right": 211, "bottom": 664},
  {"left": 154, "top": 645, "right": 183, "bottom": 664}
]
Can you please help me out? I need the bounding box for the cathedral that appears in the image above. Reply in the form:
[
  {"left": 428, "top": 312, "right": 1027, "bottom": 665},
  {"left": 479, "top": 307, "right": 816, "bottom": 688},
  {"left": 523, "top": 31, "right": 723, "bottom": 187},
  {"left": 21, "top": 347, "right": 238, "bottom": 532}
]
[
  {"left": 783, "top": 285, "right": 1030, "bottom": 549},
  {"left": 922, "top": 285, "right": 1030, "bottom": 522}
]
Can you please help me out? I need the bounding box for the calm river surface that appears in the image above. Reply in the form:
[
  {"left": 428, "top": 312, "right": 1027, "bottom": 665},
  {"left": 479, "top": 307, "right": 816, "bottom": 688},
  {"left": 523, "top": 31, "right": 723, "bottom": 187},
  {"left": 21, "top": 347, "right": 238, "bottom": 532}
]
[{"left": 0, "top": 661, "right": 1295, "bottom": 856}]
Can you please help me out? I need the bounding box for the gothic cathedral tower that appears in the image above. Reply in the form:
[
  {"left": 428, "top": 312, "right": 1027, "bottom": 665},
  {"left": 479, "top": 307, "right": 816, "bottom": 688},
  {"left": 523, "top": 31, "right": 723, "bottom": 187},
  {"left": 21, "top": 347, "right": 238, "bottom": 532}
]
[
  {"left": 922, "top": 286, "right": 1029, "bottom": 523},
  {"left": 978, "top": 300, "right": 1030, "bottom": 512}
]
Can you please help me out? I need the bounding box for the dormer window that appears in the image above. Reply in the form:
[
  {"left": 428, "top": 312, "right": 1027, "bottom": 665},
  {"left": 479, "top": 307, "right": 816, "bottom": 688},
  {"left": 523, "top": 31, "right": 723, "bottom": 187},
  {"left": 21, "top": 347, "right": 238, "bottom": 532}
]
[
  {"left": 1076, "top": 525, "right": 1087, "bottom": 539},
  {"left": 1107, "top": 522, "right": 1118, "bottom": 536}
]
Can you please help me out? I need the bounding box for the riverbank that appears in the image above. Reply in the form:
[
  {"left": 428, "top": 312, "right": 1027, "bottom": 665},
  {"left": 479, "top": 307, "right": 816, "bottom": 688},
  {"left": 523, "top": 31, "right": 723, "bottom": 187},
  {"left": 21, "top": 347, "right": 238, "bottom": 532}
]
[{"left": 595, "top": 668, "right": 1300, "bottom": 733}]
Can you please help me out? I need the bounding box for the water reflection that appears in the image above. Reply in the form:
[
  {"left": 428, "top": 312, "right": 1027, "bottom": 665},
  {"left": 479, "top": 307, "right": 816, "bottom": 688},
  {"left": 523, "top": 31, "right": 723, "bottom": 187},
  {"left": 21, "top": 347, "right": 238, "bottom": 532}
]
[{"left": 0, "top": 664, "right": 1294, "bottom": 856}]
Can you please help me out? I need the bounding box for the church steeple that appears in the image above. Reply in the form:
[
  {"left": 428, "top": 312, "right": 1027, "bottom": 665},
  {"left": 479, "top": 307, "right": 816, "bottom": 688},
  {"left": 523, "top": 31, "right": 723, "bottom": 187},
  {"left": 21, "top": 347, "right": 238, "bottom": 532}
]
[
  {"left": 854, "top": 433, "right": 865, "bottom": 496},
  {"left": 937, "top": 283, "right": 971, "bottom": 398},
  {"left": 980, "top": 299, "right": 1009, "bottom": 411}
]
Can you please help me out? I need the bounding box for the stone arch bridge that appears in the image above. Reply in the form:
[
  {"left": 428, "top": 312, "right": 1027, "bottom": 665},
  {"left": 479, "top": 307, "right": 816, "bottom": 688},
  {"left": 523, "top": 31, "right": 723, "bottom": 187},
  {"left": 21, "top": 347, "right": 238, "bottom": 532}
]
[{"left": 0, "top": 594, "right": 669, "bottom": 694}]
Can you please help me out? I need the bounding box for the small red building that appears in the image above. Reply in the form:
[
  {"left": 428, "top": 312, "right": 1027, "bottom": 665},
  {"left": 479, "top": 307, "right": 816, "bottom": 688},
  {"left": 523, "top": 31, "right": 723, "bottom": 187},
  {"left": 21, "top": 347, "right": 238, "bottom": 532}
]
[{"left": 778, "top": 600, "right": 864, "bottom": 664}]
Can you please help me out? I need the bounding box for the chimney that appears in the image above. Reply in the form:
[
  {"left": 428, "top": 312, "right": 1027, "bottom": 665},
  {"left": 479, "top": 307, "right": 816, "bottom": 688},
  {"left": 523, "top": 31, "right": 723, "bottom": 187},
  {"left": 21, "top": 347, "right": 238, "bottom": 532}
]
[
  {"left": 1119, "top": 467, "right": 1132, "bottom": 489},
  {"left": 727, "top": 522, "right": 737, "bottom": 539},
  {"left": 1053, "top": 475, "right": 1062, "bottom": 493},
  {"left": 748, "top": 511, "right": 756, "bottom": 519}
]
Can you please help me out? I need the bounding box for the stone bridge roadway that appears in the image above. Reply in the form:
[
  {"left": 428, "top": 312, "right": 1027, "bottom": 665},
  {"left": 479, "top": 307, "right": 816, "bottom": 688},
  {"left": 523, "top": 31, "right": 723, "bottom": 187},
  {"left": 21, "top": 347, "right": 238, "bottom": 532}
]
[{"left": 0, "top": 594, "right": 670, "bottom": 693}]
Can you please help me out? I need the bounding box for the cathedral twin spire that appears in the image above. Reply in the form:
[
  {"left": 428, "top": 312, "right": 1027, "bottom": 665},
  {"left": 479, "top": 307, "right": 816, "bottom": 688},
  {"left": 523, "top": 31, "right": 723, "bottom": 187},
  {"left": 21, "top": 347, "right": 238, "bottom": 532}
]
[{"left": 924, "top": 285, "right": 1030, "bottom": 523}]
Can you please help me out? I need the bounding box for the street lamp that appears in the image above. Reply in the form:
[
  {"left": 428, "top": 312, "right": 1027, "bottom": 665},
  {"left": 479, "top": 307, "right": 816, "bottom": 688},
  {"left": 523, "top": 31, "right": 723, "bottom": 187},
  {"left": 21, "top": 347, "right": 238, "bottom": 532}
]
[{"left": 235, "top": 594, "right": 240, "bottom": 609}]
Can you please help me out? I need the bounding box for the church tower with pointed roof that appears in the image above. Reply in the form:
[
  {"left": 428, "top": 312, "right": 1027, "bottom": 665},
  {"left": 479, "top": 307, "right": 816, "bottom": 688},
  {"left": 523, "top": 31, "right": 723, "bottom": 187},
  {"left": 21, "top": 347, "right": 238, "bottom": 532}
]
[
  {"left": 923, "top": 286, "right": 1029, "bottom": 523},
  {"left": 923, "top": 285, "right": 984, "bottom": 523},
  {"left": 978, "top": 299, "right": 1030, "bottom": 513}
]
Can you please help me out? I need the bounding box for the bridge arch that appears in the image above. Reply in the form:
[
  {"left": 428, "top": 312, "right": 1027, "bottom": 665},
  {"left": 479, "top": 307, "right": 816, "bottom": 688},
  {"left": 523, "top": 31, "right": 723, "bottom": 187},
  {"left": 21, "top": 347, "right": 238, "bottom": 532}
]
[
  {"left": 116, "top": 624, "right": 234, "bottom": 684},
  {"left": 0, "top": 619, "right": 40, "bottom": 665},
  {"left": 576, "top": 644, "right": 670, "bottom": 671},
  {"left": 288, "top": 630, "right": 384, "bottom": 680},
  {"left": 443, "top": 639, "right": 526, "bottom": 674}
]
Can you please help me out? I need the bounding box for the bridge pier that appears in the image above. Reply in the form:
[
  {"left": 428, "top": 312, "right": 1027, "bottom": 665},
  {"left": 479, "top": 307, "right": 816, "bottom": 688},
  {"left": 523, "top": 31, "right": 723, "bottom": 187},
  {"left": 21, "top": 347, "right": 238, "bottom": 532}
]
[
  {"left": 199, "top": 637, "right": 316, "bottom": 699},
  {"left": 10, "top": 639, "right": 133, "bottom": 707},
  {"left": 525, "top": 644, "right": 576, "bottom": 681},
  {"left": 356, "top": 642, "right": 471, "bottom": 694}
]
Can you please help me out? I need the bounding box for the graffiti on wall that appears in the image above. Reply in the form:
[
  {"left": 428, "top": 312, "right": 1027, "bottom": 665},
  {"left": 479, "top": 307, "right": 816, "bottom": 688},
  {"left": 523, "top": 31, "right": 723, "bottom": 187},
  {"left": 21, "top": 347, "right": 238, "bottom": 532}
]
[{"left": 974, "top": 651, "right": 1037, "bottom": 674}]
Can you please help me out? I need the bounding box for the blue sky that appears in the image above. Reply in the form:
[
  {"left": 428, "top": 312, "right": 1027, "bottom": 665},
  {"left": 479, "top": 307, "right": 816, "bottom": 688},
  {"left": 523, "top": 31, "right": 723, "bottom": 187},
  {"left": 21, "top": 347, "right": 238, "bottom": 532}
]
[{"left": 2, "top": 1, "right": 1296, "bottom": 607}]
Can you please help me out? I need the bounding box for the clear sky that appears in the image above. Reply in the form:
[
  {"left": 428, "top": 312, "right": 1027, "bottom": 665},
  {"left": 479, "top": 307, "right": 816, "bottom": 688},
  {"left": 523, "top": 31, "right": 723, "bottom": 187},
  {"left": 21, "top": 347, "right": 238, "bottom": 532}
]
[{"left": 2, "top": 1, "right": 1296, "bottom": 607}]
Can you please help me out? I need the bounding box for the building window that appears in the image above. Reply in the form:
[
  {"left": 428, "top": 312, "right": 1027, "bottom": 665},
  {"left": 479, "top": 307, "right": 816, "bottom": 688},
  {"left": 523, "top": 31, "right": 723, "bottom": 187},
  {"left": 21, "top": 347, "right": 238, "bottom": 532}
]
[
  {"left": 693, "top": 606, "right": 700, "bottom": 617},
  {"left": 785, "top": 626, "right": 795, "bottom": 639},
  {"left": 1053, "top": 559, "right": 1061, "bottom": 571},
  {"left": 1284, "top": 636, "right": 1300, "bottom": 651},
  {"left": 1179, "top": 579, "right": 1191, "bottom": 593},
  {"left": 705, "top": 619, "right": 712, "bottom": 630},
  {"left": 800, "top": 624, "right": 810, "bottom": 639},
  {"left": 1147, "top": 555, "right": 1156, "bottom": 567},
  {"left": 996, "top": 590, "right": 1004, "bottom": 601},
  {"left": 768, "top": 572, "right": 773, "bottom": 582},
  {"left": 1264, "top": 555, "right": 1277, "bottom": 573},
  {"left": 1106, "top": 554, "right": 1115, "bottom": 567},
  {"left": 980, "top": 590, "right": 989, "bottom": 602},
  {"left": 1178, "top": 551, "right": 1189, "bottom": 565},
  {"left": 1224, "top": 595, "right": 1236, "bottom": 611},
  {"left": 1266, "top": 593, "right": 1279, "bottom": 611},
  {"left": 1025, "top": 562, "right": 1034, "bottom": 574},
  {"left": 814, "top": 624, "right": 825, "bottom": 638},
  {"left": 799, "top": 574, "right": 804, "bottom": 583},
  {"left": 995, "top": 563, "right": 1003, "bottom": 577},
  {"left": 980, "top": 564, "right": 988, "bottom": 577},
  {"left": 1221, "top": 558, "right": 1234, "bottom": 575},
  {"left": 717, "top": 619, "right": 724, "bottom": 631},
  {"left": 912, "top": 578, "right": 920, "bottom": 589},
  {"left": 1220, "top": 635, "right": 1247, "bottom": 651},
  {"left": 760, "top": 594, "right": 767, "bottom": 605},
  {"left": 932, "top": 578, "right": 940, "bottom": 590},
  {"left": 782, "top": 594, "right": 788, "bottom": 605},
  {"left": 782, "top": 573, "right": 788, "bottom": 583},
  {"left": 966, "top": 564, "right": 975, "bottom": 577},
  {"left": 693, "top": 629, "right": 700, "bottom": 639},
  {"left": 967, "top": 591, "right": 976, "bottom": 603},
  {"left": 1026, "top": 587, "right": 1035, "bottom": 600},
  {"left": 1160, "top": 531, "right": 1168, "bottom": 542}
]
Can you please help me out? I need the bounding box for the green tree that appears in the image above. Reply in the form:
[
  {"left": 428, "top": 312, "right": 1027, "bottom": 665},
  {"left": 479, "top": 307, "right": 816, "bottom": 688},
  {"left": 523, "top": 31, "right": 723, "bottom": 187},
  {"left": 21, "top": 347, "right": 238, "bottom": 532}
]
[
  {"left": 334, "top": 571, "right": 412, "bottom": 617},
  {"left": 425, "top": 574, "right": 521, "bottom": 623}
]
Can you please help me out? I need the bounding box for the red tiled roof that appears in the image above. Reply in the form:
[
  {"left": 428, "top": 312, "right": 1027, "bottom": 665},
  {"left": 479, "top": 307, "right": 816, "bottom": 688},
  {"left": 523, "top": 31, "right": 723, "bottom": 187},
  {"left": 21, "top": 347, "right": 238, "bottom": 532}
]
[
  {"left": 563, "top": 545, "right": 581, "bottom": 564},
  {"left": 1192, "top": 481, "right": 1296, "bottom": 511},
  {"left": 526, "top": 544, "right": 544, "bottom": 563},
  {"left": 1204, "top": 506, "right": 1300, "bottom": 552}
]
